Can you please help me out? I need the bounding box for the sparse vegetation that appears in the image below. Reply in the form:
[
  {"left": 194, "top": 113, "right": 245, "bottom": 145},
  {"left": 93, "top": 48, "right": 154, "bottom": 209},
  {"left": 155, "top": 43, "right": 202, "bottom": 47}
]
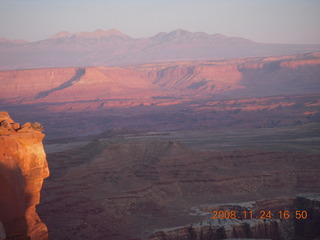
[{"left": 31, "top": 122, "right": 44, "bottom": 131}]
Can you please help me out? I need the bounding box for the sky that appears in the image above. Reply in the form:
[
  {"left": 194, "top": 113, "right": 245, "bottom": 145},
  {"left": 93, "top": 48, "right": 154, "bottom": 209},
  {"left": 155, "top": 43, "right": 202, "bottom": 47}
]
[{"left": 0, "top": 0, "right": 320, "bottom": 44}]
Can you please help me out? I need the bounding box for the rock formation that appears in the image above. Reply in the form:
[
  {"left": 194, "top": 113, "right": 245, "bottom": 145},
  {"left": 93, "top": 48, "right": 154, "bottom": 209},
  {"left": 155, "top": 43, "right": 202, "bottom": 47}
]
[
  {"left": 0, "top": 112, "right": 49, "bottom": 240},
  {"left": 1, "top": 53, "right": 320, "bottom": 105},
  {"left": 0, "top": 53, "right": 319, "bottom": 140},
  {"left": 38, "top": 139, "right": 320, "bottom": 239},
  {"left": 149, "top": 196, "right": 320, "bottom": 240},
  {"left": 1, "top": 29, "right": 320, "bottom": 70},
  {"left": 1, "top": 52, "right": 319, "bottom": 113}
]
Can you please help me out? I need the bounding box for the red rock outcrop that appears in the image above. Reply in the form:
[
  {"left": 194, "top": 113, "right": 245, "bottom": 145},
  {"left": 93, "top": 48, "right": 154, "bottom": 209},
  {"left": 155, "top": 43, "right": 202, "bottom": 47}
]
[
  {"left": 1, "top": 52, "right": 319, "bottom": 107},
  {"left": 0, "top": 68, "right": 77, "bottom": 101},
  {"left": 1, "top": 53, "right": 319, "bottom": 140},
  {"left": 149, "top": 196, "right": 320, "bottom": 240},
  {"left": 0, "top": 112, "right": 49, "bottom": 240}
]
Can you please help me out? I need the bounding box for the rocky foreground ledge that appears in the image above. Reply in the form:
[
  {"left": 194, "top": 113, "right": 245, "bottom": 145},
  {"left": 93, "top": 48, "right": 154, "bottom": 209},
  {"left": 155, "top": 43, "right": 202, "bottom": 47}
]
[
  {"left": 0, "top": 112, "right": 49, "bottom": 240},
  {"left": 149, "top": 195, "right": 320, "bottom": 240}
]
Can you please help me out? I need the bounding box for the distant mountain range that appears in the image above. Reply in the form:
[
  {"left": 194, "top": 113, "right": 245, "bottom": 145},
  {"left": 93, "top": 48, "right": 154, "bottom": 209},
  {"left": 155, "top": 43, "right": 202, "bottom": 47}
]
[{"left": 1, "top": 29, "right": 320, "bottom": 70}]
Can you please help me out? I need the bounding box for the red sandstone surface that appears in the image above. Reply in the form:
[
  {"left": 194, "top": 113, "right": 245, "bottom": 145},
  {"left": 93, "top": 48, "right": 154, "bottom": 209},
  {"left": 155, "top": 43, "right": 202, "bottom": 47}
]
[
  {"left": 1, "top": 52, "right": 319, "bottom": 106},
  {"left": 1, "top": 53, "right": 319, "bottom": 140},
  {"left": 1, "top": 30, "right": 320, "bottom": 240},
  {"left": 0, "top": 112, "right": 49, "bottom": 240}
]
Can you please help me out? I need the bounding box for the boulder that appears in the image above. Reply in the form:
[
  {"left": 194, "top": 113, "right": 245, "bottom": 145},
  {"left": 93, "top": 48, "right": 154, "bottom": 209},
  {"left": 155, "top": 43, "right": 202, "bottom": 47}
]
[{"left": 0, "top": 120, "right": 13, "bottom": 131}]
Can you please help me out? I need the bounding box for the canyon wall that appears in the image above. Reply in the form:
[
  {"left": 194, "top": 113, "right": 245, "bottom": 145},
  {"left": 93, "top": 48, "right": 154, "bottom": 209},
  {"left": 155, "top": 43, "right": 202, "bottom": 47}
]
[
  {"left": 0, "top": 112, "right": 49, "bottom": 240},
  {"left": 0, "top": 68, "right": 77, "bottom": 101},
  {"left": 38, "top": 139, "right": 320, "bottom": 239},
  {"left": 149, "top": 197, "right": 320, "bottom": 240},
  {"left": 1, "top": 53, "right": 320, "bottom": 106},
  {"left": 1, "top": 53, "right": 319, "bottom": 140}
]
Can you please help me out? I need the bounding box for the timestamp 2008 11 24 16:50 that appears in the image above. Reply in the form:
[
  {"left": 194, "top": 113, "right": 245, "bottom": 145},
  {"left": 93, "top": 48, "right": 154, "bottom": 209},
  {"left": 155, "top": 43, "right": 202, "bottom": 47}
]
[{"left": 212, "top": 210, "right": 308, "bottom": 220}]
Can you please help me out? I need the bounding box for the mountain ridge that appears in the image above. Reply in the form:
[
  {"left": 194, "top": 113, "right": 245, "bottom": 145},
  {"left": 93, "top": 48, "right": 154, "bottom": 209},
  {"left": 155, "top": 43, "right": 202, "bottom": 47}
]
[
  {"left": 2, "top": 29, "right": 247, "bottom": 43},
  {"left": 0, "top": 37, "right": 28, "bottom": 45},
  {"left": 1, "top": 29, "right": 320, "bottom": 70},
  {"left": 49, "top": 29, "right": 131, "bottom": 40}
]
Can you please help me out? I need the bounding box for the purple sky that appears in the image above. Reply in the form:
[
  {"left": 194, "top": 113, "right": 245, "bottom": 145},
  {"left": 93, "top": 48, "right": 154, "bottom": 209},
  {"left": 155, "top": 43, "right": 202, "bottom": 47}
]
[{"left": 1, "top": 0, "right": 320, "bottom": 44}]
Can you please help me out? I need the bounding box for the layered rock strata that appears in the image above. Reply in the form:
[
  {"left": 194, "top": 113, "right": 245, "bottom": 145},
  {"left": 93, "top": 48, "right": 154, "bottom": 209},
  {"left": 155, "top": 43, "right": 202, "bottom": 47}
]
[
  {"left": 149, "top": 196, "right": 320, "bottom": 240},
  {"left": 1, "top": 53, "right": 320, "bottom": 105},
  {"left": 0, "top": 112, "right": 49, "bottom": 240},
  {"left": 1, "top": 53, "right": 319, "bottom": 140},
  {"left": 38, "top": 140, "right": 320, "bottom": 239}
]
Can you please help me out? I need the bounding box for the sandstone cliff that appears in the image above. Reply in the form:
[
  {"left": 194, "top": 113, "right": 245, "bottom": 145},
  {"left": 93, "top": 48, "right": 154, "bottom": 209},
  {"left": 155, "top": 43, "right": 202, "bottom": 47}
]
[
  {"left": 1, "top": 53, "right": 319, "bottom": 140},
  {"left": 1, "top": 52, "right": 319, "bottom": 107},
  {"left": 0, "top": 112, "right": 49, "bottom": 240},
  {"left": 149, "top": 196, "right": 320, "bottom": 240}
]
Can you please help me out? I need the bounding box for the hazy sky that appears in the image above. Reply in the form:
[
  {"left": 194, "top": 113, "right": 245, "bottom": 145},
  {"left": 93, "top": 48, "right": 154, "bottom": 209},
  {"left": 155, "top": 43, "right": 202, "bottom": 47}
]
[{"left": 1, "top": 0, "right": 320, "bottom": 44}]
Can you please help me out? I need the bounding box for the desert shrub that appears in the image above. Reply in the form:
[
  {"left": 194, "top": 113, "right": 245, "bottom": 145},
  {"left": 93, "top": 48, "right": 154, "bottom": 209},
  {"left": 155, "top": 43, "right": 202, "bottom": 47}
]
[{"left": 31, "top": 122, "right": 44, "bottom": 131}]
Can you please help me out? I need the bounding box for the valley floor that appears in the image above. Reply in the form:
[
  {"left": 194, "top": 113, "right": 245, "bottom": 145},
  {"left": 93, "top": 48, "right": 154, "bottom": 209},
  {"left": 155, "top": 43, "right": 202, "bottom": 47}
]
[{"left": 38, "top": 124, "right": 320, "bottom": 240}]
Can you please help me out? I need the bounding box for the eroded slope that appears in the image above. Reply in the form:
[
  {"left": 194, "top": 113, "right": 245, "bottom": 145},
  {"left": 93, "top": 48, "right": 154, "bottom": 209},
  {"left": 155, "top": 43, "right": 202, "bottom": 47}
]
[
  {"left": 1, "top": 53, "right": 320, "bottom": 106},
  {"left": 38, "top": 139, "right": 320, "bottom": 239}
]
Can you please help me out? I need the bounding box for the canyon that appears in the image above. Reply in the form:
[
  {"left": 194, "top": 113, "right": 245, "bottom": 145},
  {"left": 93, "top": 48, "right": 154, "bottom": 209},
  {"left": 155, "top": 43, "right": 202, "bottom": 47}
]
[
  {"left": 1, "top": 30, "right": 320, "bottom": 239},
  {"left": 1, "top": 52, "right": 320, "bottom": 140},
  {"left": 1, "top": 52, "right": 320, "bottom": 104},
  {"left": 0, "top": 112, "right": 49, "bottom": 240},
  {"left": 149, "top": 196, "right": 320, "bottom": 240},
  {"left": 38, "top": 129, "right": 320, "bottom": 239}
]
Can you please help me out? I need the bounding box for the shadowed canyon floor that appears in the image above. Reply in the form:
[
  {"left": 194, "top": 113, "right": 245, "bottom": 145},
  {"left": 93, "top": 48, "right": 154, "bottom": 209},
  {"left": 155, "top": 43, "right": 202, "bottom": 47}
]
[
  {"left": 1, "top": 51, "right": 320, "bottom": 239},
  {"left": 1, "top": 53, "right": 320, "bottom": 141},
  {"left": 38, "top": 125, "right": 320, "bottom": 239}
]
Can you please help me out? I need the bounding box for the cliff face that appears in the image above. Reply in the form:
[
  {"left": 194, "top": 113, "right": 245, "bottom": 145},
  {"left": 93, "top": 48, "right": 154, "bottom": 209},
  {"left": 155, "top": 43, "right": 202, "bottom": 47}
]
[
  {"left": 0, "top": 68, "right": 77, "bottom": 100},
  {"left": 1, "top": 53, "right": 319, "bottom": 140},
  {"left": 1, "top": 53, "right": 320, "bottom": 106},
  {"left": 0, "top": 112, "right": 49, "bottom": 240},
  {"left": 149, "top": 197, "right": 320, "bottom": 240}
]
